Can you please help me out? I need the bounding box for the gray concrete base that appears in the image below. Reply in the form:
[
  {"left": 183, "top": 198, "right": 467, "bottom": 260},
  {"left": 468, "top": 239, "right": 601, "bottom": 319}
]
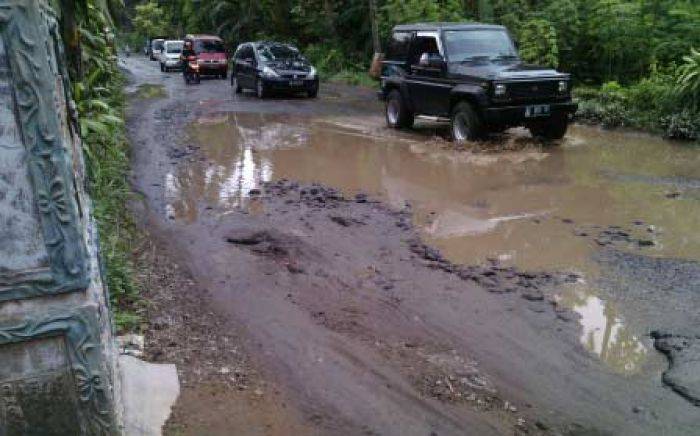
[{"left": 119, "top": 355, "right": 180, "bottom": 436}]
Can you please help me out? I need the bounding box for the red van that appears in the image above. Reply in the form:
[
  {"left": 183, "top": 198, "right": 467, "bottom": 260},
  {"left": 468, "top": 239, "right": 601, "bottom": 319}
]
[{"left": 184, "top": 34, "right": 228, "bottom": 79}]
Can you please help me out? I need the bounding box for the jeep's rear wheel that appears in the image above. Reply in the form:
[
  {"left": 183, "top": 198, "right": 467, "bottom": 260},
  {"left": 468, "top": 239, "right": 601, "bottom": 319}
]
[
  {"left": 451, "top": 102, "right": 483, "bottom": 143},
  {"left": 385, "top": 90, "right": 413, "bottom": 129},
  {"left": 529, "top": 114, "right": 569, "bottom": 141}
]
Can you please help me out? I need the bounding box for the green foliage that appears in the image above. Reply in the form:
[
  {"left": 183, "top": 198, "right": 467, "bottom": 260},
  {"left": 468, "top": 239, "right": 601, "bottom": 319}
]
[
  {"left": 575, "top": 68, "right": 699, "bottom": 141},
  {"left": 132, "top": 1, "right": 167, "bottom": 39},
  {"left": 379, "top": 0, "right": 468, "bottom": 40},
  {"left": 676, "top": 48, "right": 700, "bottom": 111},
  {"left": 542, "top": 0, "right": 580, "bottom": 70},
  {"left": 70, "top": 0, "right": 142, "bottom": 331},
  {"left": 517, "top": 17, "right": 558, "bottom": 67},
  {"left": 662, "top": 110, "right": 700, "bottom": 141}
]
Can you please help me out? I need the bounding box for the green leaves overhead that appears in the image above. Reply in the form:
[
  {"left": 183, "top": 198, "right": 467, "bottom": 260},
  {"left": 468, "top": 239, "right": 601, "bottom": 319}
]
[{"left": 132, "top": 1, "right": 167, "bottom": 38}]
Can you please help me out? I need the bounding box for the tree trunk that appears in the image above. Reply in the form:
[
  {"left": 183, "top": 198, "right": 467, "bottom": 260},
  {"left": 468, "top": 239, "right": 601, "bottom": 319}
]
[
  {"left": 60, "top": 0, "right": 82, "bottom": 79},
  {"left": 369, "top": 0, "right": 380, "bottom": 53},
  {"left": 368, "top": 0, "right": 383, "bottom": 79}
]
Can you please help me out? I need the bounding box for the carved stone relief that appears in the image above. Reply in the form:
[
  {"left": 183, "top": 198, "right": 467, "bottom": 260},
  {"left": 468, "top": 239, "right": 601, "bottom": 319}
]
[
  {"left": 0, "top": 0, "right": 89, "bottom": 302},
  {"left": 0, "top": 34, "right": 49, "bottom": 273},
  {"left": 0, "top": 310, "right": 115, "bottom": 435}
]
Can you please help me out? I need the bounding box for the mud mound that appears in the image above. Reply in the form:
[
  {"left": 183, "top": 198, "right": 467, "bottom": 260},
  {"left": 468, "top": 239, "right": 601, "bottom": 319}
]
[
  {"left": 225, "top": 227, "right": 316, "bottom": 273},
  {"left": 651, "top": 331, "right": 700, "bottom": 406}
]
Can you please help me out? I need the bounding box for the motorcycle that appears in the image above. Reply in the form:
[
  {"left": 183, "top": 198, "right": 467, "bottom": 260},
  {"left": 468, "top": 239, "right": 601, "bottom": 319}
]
[{"left": 183, "top": 55, "right": 200, "bottom": 85}]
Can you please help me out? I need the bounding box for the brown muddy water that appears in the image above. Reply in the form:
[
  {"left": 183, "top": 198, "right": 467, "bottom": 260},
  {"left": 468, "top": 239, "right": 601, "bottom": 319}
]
[{"left": 164, "top": 111, "right": 700, "bottom": 375}]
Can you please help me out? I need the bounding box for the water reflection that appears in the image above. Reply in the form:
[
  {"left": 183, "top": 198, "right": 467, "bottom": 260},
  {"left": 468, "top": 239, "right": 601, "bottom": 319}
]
[
  {"left": 164, "top": 113, "right": 314, "bottom": 221},
  {"left": 559, "top": 283, "right": 654, "bottom": 374},
  {"left": 172, "top": 112, "right": 699, "bottom": 374}
]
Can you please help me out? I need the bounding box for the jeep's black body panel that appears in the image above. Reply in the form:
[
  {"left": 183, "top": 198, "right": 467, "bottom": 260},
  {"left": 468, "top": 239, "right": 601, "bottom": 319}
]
[{"left": 379, "top": 22, "right": 577, "bottom": 128}]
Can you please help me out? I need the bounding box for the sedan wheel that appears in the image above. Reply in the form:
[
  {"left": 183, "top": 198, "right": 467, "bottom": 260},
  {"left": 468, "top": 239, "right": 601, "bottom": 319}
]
[
  {"left": 231, "top": 75, "right": 242, "bottom": 93},
  {"left": 256, "top": 80, "right": 267, "bottom": 99}
]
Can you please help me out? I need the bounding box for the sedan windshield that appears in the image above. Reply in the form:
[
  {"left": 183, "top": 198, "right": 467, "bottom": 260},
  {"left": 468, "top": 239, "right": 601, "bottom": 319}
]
[
  {"left": 152, "top": 40, "right": 164, "bottom": 50},
  {"left": 443, "top": 30, "right": 518, "bottom": 61},
  {"left": 194, "top": 40, "right": 225, "bottom": 54},
  {"left": 257, "top": 44, "right": 301, "bottom": 62}
]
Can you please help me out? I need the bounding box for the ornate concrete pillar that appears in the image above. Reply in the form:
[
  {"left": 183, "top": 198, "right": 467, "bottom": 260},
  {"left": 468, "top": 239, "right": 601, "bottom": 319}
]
[{"left": 0, "top": 1, "right": 120, "bottom": 434}]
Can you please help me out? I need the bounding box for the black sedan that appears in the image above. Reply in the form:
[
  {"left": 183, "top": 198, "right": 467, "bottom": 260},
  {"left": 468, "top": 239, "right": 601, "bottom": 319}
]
[{"left": 231, "top": 41, "right": 319, "bottom": 98}]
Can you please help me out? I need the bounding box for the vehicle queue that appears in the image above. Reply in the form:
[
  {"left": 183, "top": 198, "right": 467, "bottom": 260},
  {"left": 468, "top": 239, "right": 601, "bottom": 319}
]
[
  {"left": 146, "top": 34, "right": 319, "bottom": 98},
  {"left": 145, "top": 22, "right": 576, "bottom": 144}
]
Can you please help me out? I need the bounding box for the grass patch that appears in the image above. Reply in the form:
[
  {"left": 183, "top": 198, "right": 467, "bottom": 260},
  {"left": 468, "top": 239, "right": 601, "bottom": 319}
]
[
  {"left": 134, "top": 83, "right": 167, "bottom": 100},
  {"left": 324, "top": 70, "right": 378, "bottom": 88},
  {"left": 82, "top": 73, "right": 143, "bottom": 333}
]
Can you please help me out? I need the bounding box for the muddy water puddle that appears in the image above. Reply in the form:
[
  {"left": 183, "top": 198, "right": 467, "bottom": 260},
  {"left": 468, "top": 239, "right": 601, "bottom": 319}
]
[{"left": 165, "top": 111, "right": 700, "bottom": 374}]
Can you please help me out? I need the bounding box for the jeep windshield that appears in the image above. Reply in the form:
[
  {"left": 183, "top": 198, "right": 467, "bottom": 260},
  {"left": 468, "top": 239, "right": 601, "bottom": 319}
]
[
  {"left": 257, "top": 44, "right": 302, "bottom": 62},
  {"left": 443, "top": 29, "right": 518, "bottom": 62}
]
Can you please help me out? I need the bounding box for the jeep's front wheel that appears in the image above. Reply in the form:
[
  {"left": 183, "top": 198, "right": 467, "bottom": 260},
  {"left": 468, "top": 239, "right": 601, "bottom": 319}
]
[
  {"left": 451, "top": 102, "right": 483, "bottom": 143},
  {"left": 385, "top": 90, "right": 413, "bottom": 129},
  {"left": 529, "top": 115, "right": 569, "bottom": 141}
]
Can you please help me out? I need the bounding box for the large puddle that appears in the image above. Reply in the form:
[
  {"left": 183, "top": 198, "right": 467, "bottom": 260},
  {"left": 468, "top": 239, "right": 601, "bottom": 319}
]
[{"left": 165, "top": 111, "right": 700, "bottom": 375}]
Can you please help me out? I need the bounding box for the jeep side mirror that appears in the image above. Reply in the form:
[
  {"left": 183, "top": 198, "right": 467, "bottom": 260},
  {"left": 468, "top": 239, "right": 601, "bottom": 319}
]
[{"left": 419, "top": 52, "right": 444, "bottom": 68}]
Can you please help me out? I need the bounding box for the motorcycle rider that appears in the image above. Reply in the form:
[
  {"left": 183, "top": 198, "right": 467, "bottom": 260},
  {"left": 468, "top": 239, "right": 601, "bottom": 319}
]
[{"left": 180, "top": 40, "right": 196, "bottom": 77}]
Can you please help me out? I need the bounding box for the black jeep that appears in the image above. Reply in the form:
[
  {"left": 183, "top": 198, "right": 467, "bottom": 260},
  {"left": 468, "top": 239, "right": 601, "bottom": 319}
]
[{"left": 379, "top": 23, "right": 577, "bottom": 142}]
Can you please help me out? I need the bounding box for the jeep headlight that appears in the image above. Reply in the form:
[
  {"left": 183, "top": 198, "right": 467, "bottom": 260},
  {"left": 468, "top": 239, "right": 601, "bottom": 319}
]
[
  {"left": 261, "top": 66, "right": 279, "bottom": 78},
  {"left": 308, "top": 66, "right": 317, "bottom": 79},
  {"left": 494, "top": 83, "right": 507, "bottom": 97},
  {"left": 558, "top": 80, "right": 568, "bottom": 93}
]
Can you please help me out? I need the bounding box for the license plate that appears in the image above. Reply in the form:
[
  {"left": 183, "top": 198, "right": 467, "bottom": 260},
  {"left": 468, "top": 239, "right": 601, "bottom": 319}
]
[
  {"left": 289, "top": 80, "right": 304, "bottom": 86},
  {"left": 525, "top": 104, "right": 551, "bottom": 118}
]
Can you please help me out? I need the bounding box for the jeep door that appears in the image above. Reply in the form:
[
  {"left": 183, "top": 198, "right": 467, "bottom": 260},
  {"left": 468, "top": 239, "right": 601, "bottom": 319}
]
[{"left": 407, "top": 33, "right": 451, "bottom": 116}]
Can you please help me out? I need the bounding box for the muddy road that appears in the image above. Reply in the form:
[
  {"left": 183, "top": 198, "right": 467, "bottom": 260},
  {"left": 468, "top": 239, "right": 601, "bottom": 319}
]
[{"left": 122, "top": 56, "right": 700, "bottom": 435}]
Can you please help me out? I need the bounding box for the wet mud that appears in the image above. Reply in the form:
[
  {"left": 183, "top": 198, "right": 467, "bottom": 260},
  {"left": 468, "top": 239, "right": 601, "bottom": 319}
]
[{"left": 122, "top": 56, "right": 700, "bottom": 435}]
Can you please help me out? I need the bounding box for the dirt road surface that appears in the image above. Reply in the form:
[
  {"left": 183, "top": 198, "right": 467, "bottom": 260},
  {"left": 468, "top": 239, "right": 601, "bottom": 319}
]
[{"left": 122, "top": 56, "right": 700, "bottom": 435}]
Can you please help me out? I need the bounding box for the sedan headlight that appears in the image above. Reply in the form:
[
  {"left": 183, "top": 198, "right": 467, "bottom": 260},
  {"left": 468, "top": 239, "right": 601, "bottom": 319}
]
[
  {"left": 308, "top": 66, "right": 317, "bottom": 80},
  {"left": 558, "top": 80, "right": 568, "bottom": 93},
  {"left": 261, "top": 66, "right": 279, "bottom": 78},
  {"left": 494, "top": 83, "right": 507, "bottom": 97}
]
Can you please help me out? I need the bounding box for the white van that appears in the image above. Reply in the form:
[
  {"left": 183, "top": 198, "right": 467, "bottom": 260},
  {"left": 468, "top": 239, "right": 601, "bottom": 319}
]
[{"left": 159, "top": 40, "right": 184, "bottom": 72}]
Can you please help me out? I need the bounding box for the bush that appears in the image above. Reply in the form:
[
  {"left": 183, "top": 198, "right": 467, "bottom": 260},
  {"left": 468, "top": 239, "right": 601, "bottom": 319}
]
[
  {"left": 574, "top": 73, "right": 700, "bottom": 141},
  {"left": 77, "top": 6, "right": 141, "bottom": 331},
  {"left": 304, "top": 43, "right": 354, "bottom": 74},
  {"left": 676, "top": 48, "right": 700, "bottom": 111},
  {"left": 518, "top": 17, "right": 559, "bottom": 67},
  {"left": 662, "top": 111, "right": 700, "bottom": 141}
]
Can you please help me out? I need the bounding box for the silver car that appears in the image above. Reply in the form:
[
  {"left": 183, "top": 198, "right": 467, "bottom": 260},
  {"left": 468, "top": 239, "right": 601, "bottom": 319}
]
[
  {"left": 150, "top": 38, "right": 165, "bottom": 61},
  {"left": 159, "top": 40, "right": 184, "bottom": 72}
]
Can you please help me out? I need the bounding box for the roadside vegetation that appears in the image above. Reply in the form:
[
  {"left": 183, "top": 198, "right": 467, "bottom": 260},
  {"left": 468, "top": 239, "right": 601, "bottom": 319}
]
[
  {"left": 53, "top": 0, "right": 142, "bottom": 330},
  {"left": 125, "top": 0, "right": 699, "bottom": 139}
]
